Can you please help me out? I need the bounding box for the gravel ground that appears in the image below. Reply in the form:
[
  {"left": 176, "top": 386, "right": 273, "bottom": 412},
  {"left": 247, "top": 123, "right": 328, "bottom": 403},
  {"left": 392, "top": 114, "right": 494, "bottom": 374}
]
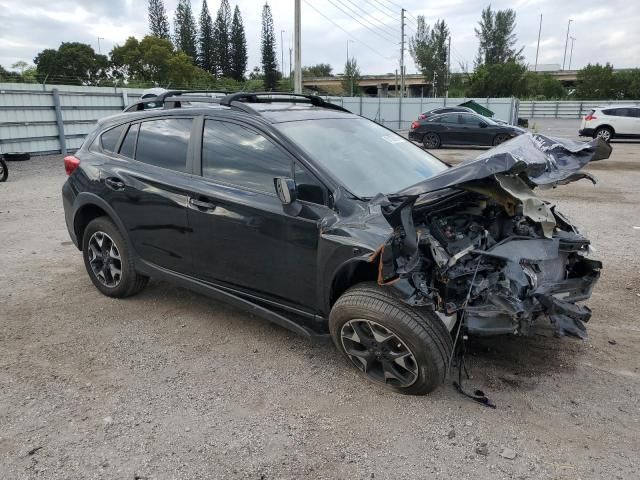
[{"left": 1, "top": 131, "right": 639, "bottom": 479}]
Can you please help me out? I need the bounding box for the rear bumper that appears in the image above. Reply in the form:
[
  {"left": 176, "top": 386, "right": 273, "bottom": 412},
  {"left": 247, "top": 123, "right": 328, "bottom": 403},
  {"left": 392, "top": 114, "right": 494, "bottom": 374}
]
[
  {"left": 408, "top": 131, "right": 423, "bottom": 142},
  {"left": 62, "top": 181, "right": 79, "bottom": 248},
  {"left": 579, "top": 128, "right": 595, "bottom": 137}
]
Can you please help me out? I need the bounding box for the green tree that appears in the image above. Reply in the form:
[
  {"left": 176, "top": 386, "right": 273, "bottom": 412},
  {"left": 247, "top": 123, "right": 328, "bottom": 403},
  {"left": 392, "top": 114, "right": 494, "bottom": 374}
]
[
  {"left": 342, "top": 57, "right": 361, "bottom": 96},
  {"left": 526, "top": 73, "right": 565, "bottom": 99},
  {"left": 475, "top": 6, "right": 523, "bottom": 66},
  {"left": 33, "top": 42, "right": 108, "bottom": 85},
  {"left": 148, "top": 0, "right": 171, "bottom": 40},
  {"left": 229, "top": 5, "right": 248, "bottom": 81},
  {"left": 174, "top": 0, "right": 197, "bottom": 61},
  {"left": 466, "top": 61, "right": 527, "bottom": 97},
  {"left": 614, "top": 69, "right": 640, "bottom": 99},
  {"left": 110, "top": 35, "right": 211, "bottom": 87},
  {"left": 261, "top": 3, "right": 279, "bottom": 90},
  {"left": 576, "top": 63, "right": 618, "bottom": 99},
  {"left": 0, "top": 64, "right": 21, "bottom": 82},
  {"left": 409, "top": 17, "right": 449, "bottom": 96},
  {"left": 213, "top": 0, "right": 232, "bottom": 77},
  {"left": 198, "top": 0, "right": 215, "bottom": 73},
  {"left": 302, "top": 63, "right": 333, "bottom": 77}
]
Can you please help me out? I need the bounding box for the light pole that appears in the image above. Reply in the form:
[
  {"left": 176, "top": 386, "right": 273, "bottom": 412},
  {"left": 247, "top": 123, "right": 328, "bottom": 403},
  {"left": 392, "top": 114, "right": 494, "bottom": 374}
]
[
  {"left": 347, "top": 39, "right": 354, "bottom": 96},
  {"left": 562, "top": 19, "right": 572, "bottom": 70},
  {"left": 280, "top": 30, "right": 286, "bottom": 80},
  {"left": 294, "top": 0, "right": 302, "bottom": 93},
  {"left": 534, "top": 14, "right": 542, "bottom": 72},
  {"left": 97, "top": 37, "right": 104, "bottom": 55},
  {"left": 568, "top": 37, "right": 576, "bottom": 70}
]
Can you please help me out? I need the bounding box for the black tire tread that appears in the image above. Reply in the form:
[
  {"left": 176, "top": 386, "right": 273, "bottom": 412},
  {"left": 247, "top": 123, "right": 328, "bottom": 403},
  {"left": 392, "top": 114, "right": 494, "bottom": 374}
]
[
  {"left": 83, "top": 216, "right": 148, "bottom": 298},
  {"left": 330, "top": 282, "right": 453, "bottom": 394}
]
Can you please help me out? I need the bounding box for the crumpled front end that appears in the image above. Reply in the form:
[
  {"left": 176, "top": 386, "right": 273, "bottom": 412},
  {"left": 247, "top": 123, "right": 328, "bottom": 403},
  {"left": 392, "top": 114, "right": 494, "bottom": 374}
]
[{"left": 371, "top": 134, "right": 608, "bottom": 339}]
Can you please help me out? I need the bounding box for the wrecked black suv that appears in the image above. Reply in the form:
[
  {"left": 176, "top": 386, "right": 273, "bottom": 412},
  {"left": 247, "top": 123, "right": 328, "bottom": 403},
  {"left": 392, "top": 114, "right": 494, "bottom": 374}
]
[{"left": 62, "top": 91, "right": 609, "bottom": 395}]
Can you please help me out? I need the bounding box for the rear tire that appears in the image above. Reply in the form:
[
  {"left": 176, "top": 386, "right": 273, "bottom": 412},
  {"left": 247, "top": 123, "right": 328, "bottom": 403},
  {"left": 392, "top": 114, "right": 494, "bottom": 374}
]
[
  {"left": 82, "top": 216, "right": 148, "bottom": 298},
  {"left": 422, "top": 132, "right": 441, "bottom": 149},
  {"left": 329, "top": 282, "right": 453, "bottom": 395},
  {"left": 594, "top": 126, "right": 613, "bottom": 143},
  {"left": 0, "top": 159, "right": 7, "bottom": 182}
]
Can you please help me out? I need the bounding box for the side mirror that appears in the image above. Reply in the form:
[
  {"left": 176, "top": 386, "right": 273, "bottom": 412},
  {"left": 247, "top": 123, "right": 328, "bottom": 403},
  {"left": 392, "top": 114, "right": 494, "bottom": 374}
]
[
  {"left": 479, "top": 122, "right": 488, "bottom": 128},
  {"left": 274, "top": 177, "right": 297, "bottom": 205}
]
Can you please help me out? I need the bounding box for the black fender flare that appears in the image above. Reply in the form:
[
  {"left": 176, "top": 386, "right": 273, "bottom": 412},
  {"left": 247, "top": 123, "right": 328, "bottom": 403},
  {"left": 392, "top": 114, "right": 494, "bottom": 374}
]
[{"left": 72, "top": 193, "right": 134, "bottom": 253}]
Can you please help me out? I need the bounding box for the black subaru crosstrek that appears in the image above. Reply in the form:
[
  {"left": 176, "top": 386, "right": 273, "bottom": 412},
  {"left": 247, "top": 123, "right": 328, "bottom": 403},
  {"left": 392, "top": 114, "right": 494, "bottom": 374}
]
[{"left": 63, "top": 91, "right": 608, "bottom": 395}]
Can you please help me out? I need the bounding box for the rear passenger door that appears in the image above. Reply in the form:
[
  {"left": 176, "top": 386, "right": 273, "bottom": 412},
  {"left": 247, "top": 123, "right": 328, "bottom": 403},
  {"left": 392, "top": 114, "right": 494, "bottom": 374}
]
[
  {"left": 101, "top": 117, "right": 195, "bottom": 274},
  {"left": 432, "top": 114, "right": 460, "bottom": 144},
  {"left": 187, "top": 117, "right": 327, "bottom": 312}
]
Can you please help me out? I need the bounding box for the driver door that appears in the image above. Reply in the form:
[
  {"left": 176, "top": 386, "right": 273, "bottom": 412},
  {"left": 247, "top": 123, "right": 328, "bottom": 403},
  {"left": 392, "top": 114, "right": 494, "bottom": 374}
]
[{"left": 186, "top": 118, "right": 328, "bottom": 312}]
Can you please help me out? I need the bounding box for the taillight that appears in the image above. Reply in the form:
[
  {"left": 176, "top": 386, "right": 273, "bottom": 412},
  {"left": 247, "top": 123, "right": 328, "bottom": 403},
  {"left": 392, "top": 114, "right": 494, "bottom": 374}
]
[
  {"left": 64, "top": 155, "right": 80, "bottom": 175},
  {"left": 585, "top": 113, "right": 597, "bottom": 121},
  {"left": 411, "top": 121, "right": 419, "bottom": 130}
]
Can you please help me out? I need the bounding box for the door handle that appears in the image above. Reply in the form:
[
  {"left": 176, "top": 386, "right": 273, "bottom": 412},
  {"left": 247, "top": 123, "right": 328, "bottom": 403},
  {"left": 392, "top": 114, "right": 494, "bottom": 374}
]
[
  {"left": 105, "top": 177, "right": 125, "bottom": 190},
  {"left": 189, "top": 197, "right": 217, "bottom": 211}
]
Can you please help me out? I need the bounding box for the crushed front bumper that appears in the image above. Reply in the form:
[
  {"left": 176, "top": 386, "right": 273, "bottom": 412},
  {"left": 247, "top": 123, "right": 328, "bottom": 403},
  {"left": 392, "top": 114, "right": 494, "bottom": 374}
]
[{"left": 465, "top": 255, "right": 601, "bottom": 338}]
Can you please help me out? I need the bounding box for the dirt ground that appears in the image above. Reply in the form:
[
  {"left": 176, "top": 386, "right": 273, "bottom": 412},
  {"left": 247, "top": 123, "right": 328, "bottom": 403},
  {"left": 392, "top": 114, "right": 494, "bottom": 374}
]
[{"left": 1, "top": 134, "right": 639, "bottom": 479}]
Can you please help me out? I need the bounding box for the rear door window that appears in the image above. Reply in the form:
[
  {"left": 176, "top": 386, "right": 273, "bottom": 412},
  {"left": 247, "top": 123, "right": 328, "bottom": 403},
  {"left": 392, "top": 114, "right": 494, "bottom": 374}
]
[
  {"left": 437, "top": 114, "right": 460, "bottom": 124},
  {"left": 135, "top": 118, "right": 192, "bottom": 172},
  {"left": 201, "top": 120, "right": 292, "bottom": 193},
  {"left": 460, "top": 114, "right": 482, "bottom": 125},
  {"left": 100, "top": 124, "right": 126, "bottom": 152},
  {"left": 119, "top": 123, "right": 139, "bottom": 158}
]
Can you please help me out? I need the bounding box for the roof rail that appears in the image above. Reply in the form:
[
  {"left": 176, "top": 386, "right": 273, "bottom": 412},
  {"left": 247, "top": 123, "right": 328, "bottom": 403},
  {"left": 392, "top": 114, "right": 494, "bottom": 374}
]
[
  {"left": 123, "top": 89, "right": 233, "bottom": 112},
  {"left": 155, "top": 89, "right": 232, "bottom": 102},
  {"left": 219, "top": 91, "right": 351, "bottom": 113}
]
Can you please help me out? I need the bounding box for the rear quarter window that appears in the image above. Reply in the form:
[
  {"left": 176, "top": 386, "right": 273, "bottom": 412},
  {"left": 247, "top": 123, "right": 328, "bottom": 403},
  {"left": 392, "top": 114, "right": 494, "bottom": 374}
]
[{"left": 100, "top": 124, "right": 126, "bottom": 152}]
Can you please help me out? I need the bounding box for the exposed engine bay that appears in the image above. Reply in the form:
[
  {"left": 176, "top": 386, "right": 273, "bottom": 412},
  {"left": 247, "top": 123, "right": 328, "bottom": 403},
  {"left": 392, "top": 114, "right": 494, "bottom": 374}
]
[{"left": 370, "top": 134, "right": 609, "bottom": 339}]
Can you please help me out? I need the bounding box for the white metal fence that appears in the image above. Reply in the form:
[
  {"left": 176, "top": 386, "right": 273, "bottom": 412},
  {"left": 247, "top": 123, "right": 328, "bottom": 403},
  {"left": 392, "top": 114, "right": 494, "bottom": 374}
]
[
  {"left": 0, "top": 83, "right": 146, "bottom": 155},
  {"left": 0, "top": 84, "right": 521, "bottom": 156},
  {"left": 519, "top": 100, "right": 640, "bottom": 119}
]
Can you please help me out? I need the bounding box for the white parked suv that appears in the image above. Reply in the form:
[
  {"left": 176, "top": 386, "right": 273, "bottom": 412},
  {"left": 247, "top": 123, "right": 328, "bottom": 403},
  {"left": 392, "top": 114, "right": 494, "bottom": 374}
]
[{"left": 579, "top": 105, "right": 640, "bottom": 142}]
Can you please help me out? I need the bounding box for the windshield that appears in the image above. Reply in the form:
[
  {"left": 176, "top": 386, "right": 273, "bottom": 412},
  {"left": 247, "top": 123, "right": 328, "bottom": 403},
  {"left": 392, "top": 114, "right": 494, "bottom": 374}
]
[{"left": 276, "top": 118, "right": 447, "bottom": 197}]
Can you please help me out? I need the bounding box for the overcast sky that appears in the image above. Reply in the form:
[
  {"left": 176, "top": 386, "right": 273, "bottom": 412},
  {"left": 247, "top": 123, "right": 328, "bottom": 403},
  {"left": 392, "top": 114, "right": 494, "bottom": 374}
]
[{"left": 1, "top": 0, "right": 638, "bottom": 76}]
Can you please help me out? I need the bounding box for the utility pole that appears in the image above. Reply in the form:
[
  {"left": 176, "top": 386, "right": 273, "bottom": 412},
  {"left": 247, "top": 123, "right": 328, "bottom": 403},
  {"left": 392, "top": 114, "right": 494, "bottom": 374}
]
[
  {"left": 289, "top": 46, "right": 293, "bottom": 90},
  {"left": 294, "top": 0, "right": 302, "bottom": 93},
  {"left": 280, "top": 30, "right": 286, "bottom": 79},
  {"left": 562, "top": 19, "right": 573, "bottom": 70},
  {"left": 534, "top": 14, "right": 542, "bottom": 72},
  {"left": 445, "top": 35, "right": 451, "bottom": 98},
  {"left": 432, "top": 72, "right": 439, "bottom": 98},
  {"left": 347, "top": 40, "right": 354, "bottom": 96},
  {"left": 568, "top": 36, "right": 576, "bottom": 70},
  {"left": 400, "top": 8, "right": 405, "bottom": 98}
]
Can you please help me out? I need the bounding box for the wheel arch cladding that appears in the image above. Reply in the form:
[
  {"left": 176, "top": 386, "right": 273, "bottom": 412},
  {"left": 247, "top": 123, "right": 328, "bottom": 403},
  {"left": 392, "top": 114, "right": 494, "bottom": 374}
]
[
  {"left": 330, "top": 259, "right": 378, "bottom": 307},
  {"left": 74, "top": 204, "right": 113, "bottom": 250}
]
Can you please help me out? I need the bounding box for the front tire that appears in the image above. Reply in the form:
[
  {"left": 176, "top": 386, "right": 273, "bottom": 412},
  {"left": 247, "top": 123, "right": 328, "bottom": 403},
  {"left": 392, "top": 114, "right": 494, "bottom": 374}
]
[
  {"left": 329, "top": 282, "right": 453, "bottom": 395},
  {"left": 493, "top": 133, "right": 509, "bottom": 146},
  {"left": 594, "top": 126, "right": 613, "bottom": 142},
  {"left": 82, "top": 217, "right": 148, "bottom": 298}
]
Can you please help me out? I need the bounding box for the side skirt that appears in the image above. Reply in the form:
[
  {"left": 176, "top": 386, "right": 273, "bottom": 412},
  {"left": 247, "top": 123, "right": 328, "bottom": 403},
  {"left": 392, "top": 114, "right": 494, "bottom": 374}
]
[{"left": 135, "top": 259, "right": 330, "bottom": 341}]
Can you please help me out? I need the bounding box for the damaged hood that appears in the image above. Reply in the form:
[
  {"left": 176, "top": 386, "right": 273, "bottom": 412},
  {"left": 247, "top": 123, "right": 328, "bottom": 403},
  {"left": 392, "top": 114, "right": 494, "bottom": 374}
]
[{"left": 397, "top": 133, "right": 612, "bottom": 197}]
